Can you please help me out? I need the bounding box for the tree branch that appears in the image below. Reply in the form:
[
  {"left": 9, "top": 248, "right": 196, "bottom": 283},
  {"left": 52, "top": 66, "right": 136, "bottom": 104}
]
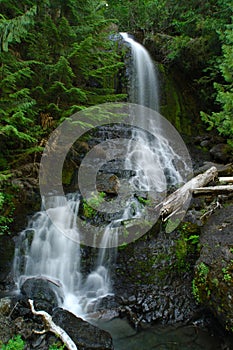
[{"left": 28, "top": 299, "right": 77, "bottom": 350}]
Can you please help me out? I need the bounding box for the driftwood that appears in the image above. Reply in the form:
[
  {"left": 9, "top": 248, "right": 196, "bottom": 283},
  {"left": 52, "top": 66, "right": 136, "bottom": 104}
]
[
  {"left": 28, "top": 299, "right": 77, "bottom": 350},
  {"left": 218, "top": 177, "right": 233, "bottom": 183},
  {"left": 200, "top": 199, "right": 222, "bottom": 221},
  {"left": 193, "top": 185, "right": 233, "bottom": 195},
  {"left": 157, "top": 166, "right": 218, "bottom": 221}
]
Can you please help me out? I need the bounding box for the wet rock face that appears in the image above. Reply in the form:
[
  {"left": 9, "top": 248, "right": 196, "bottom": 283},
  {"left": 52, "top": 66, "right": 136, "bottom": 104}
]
[
  {"left": 20, "top": 277, "right": 63, "bottom": 314},
  {"left": 112, "top": 225, "right": 200, "bottom": 328},
  {"left": 0, "top": 298, "right": 14, "bottom": 344},
  {"left": 52, "top": 308, "right": 114, "bottom": 350},
  {"left": 0, "top": 236, "right": 14, "bottom": 290},
  {"left": 193, "top": 202, "right": 233, "bottom": 330},
  {"left": 10, "top": 163, "right": 41, "bottom": 234}
]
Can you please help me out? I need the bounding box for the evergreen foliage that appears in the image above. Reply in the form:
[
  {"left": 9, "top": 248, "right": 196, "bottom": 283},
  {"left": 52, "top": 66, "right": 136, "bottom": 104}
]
[
  {"left": 201, "top": 21, "right": 233, "bottom": 146},
  {"left": 0, "top": 0, "right": 125, "bottom": 171},
  {"left": 0, "top": 5, "right": 36, "bottom": 52}
]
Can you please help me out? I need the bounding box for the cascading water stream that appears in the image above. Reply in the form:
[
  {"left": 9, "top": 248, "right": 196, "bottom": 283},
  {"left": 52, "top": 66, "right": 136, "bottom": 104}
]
[
  {"left": 14, "top": 33, "right": 190, "bottom": 318},
  {"left": 14, "top": 193, "right": 113, "bottom": 316},
  {"left": 120, "top": 32, "right": 185, "bottom": 194},
  {"left": 120, "top": 32, "right": 159, "bottom": 111}
]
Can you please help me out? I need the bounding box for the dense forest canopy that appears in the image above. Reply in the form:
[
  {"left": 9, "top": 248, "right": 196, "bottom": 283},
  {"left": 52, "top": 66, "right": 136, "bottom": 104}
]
[{"left": 0, "top": 0, "right": 232, "bottom": 234}]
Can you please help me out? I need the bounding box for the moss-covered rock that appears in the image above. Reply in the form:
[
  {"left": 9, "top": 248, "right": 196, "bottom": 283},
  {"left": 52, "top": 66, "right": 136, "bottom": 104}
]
[
  {"left": 157, "top": 64, "right": 200, "bottom": 136},
  {"left": 193, "top": 202, "right": 233, "bottom": 332},
  {"left": 112, "top": 222, "right": 200, "bottom": 325}
]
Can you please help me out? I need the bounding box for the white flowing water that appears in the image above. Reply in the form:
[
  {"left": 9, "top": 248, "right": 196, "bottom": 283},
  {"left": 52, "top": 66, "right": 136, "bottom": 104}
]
[
  {"left": 120, "top": 32, "right": 159, "bottom": 111},
  {"left": 14, "top": 193, "right": 112, "bottom": 317},
  {"left": 120, "top": 32, "right": 186, "bottom": 194},
  {"left": 14, "top": 33, "right": 191, "bottom": 318}
]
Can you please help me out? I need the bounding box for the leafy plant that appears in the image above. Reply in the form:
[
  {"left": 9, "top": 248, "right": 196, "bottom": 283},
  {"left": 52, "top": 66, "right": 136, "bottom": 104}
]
[
  {"left": 137, "top": 196, "right": 151, "bottom": 205},
  {"left": 185, "top": 235, "right": 200, "bottom": 245},
  {"left": 83, "top": 192, "right": 106, "bottom": 218},
  {"left": 222, "top": 267, "right": 232, "bottom": 282},
  {"left": 87, "top": 191, "right": 106, "bottom": 207},
  {"left": 1, "top": 335, "right": 25, "bottom": 350},
  {"left": 49, "top": 343, "right": 65, "bottom": 350}
]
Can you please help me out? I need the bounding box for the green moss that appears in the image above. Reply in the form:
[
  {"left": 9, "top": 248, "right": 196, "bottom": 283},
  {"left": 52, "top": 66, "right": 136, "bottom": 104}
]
[
  {"left": 82, "top": 192, "right": 106, "bottom": 219},
  {"left": 222, "top": 267, "right": 232, "bottom": 282},
  {"left": 158, "top": 64, "right": 199, "bottom": 135},
  {"left": 62, "top": 163, "right": 76, "bottom": 185},
  {"left": 173, "top": 222, "right": 200, "bottom": 273},
  {"left": 192, "top": 262, "right": 210, "bottom": 303},
  {"left": 211, "top": 277, "right": 219, "bottom": 287}
]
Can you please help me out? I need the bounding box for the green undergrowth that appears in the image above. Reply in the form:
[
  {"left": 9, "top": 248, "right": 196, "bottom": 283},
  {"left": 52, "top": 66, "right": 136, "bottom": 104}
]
[
  {"left": 0, "top": 335, "right": 24, "bottom": 350},
  {"left": 174, "top": 222, "right": 200, "bottom": 273}
]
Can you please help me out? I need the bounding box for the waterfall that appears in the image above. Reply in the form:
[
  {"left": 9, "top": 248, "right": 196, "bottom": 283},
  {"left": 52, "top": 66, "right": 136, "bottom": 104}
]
[
  {"left": 14, "top": 193, "right": 113, "bottom": 316},
  {"left": 120, "top": 32, "right": 159, "bottom": 111},
  {"left": 120, "top": 32, "right": 185, "bottom": 193},
  {"left": 13, "top": 33, "right": 191, "bottom": 318}
]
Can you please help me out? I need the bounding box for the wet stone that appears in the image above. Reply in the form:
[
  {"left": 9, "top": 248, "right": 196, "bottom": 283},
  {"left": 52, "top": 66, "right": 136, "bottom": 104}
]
[
  {"left": 52, "top": 308, "right": 114, "bottom": 350},
  {"left": 20, "top": 277, "right": 63, "bottom": 314}
]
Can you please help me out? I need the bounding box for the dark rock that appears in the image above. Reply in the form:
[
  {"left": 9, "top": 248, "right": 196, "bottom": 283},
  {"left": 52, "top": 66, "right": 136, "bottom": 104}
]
[
  {"left": 74, "top": 141, "right": 90, "bottom": 155},
  {"left": 194, "top": 161, "right": 233, "bottom": 177},
  {"left": 10, "top": 163, "right": 41, "bottom": 234},
  {"left": 96, "top": 173, "right": 120, "bottom": 194},
  {"left": 52, "top": 308, "right": 113, "bottom": 349},
  {"left": 200, "top": 140, "right": 210, "bottom": 148},
  {"left": 13, "top": 316, "right": 34, "bottom": 339},
  {"left": 0, "top": 315, "right": 15, "bottom": 344},
  {"left": 112, "top": 228, "right": 200, "bottom": 328},
  {"left": 194, "top": 202, "right": 233, "bottom": 330},
  {"left": 20, "top": 277, "right": 63, "bottom": 314},
  {"left": 209, "top": 144, "right": 233, "bottom": 163},
  {"left": 0, "top": 297, "right": 11, "bottom": 316},
  {"left": 0, "top": 236, "right": 14, "bottom": 287}
]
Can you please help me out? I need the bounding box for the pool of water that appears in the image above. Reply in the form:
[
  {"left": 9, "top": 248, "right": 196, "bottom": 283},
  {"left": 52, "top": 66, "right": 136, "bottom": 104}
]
[{"left": 96, "top": 318, "right": 226, "bottom": 350}]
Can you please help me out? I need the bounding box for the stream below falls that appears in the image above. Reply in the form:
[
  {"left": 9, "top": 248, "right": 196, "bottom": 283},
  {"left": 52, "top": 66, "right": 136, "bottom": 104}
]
[{"left": 96, "top": 318, "right": 224, "bottom": 350}]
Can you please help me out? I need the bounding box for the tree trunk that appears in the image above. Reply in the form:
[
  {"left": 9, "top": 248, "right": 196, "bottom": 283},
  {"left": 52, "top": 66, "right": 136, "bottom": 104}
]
[
  {"left": 218, "top": 177, "right": 233, "bottom": 183},
  {"left": 157, "top": 166, "right": 218, "bottom": 222},
  {"left": 193, "top": 185, "right": 233, "bottom": 195}
]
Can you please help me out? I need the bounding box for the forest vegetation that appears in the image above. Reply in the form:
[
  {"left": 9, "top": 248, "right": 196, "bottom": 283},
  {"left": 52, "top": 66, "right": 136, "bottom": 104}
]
[{"left": 0, "top": 0, "right": 232, "bottom": 235}]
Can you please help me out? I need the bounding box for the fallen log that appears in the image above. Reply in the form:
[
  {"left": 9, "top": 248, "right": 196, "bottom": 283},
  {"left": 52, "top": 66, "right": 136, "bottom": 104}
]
[
  {"left": 155, "top": 166, "right": 218, "bottom": 232},
  {"left": 28, "top": 299, "right": 77, "bottom": 350},
  {"left": 218, "top": 177, "right": 233, "bottom": 183},
  {"left": 193, "top": 185, "right": 233, "bottom": 195}
]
